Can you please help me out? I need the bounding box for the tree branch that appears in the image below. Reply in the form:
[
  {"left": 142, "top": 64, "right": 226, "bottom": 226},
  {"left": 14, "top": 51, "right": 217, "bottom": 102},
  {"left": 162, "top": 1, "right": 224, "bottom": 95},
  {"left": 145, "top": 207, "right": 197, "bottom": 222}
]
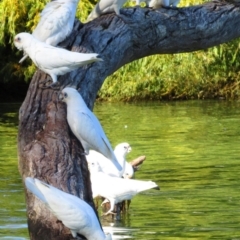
[
  {"left": 18, "top": 2, "right": 240, "bottom": 239},
  {"left": 55, "top": 2, "right": 240, "bottom": 108}
]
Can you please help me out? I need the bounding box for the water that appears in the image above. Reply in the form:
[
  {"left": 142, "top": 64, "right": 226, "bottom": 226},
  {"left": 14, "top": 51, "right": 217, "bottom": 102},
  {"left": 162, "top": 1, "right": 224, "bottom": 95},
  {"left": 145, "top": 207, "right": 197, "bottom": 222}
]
[
  {"left": 0, "top": 103, "right": 27, "bottom": 239},
  {"left": 1, "top": 100, "right": 240, "bottom": 239}
]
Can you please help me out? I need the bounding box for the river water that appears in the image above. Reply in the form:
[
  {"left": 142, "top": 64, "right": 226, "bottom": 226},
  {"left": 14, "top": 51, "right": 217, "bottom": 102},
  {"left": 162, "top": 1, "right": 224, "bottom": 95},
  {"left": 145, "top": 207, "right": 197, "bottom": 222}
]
[{"left": 0, "top": 100, "right": 240, "bottom": 239}]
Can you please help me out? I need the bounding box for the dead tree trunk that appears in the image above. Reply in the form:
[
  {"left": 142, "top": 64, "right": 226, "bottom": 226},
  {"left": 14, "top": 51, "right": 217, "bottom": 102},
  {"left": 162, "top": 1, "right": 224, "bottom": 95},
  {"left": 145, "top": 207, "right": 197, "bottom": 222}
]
[{"left": 18, "top": 2, "right": 240, "bottom": 239}]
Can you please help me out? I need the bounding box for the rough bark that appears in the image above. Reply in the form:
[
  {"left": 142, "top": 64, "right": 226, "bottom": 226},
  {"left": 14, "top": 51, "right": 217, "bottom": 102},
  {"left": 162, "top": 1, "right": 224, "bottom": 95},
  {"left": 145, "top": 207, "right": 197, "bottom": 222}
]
[
  {"left": 18, "top": 2, "right": 240, "bottom": 239},
  {"left": 130, "top": 155, "right": 146, "bottom": 171}
]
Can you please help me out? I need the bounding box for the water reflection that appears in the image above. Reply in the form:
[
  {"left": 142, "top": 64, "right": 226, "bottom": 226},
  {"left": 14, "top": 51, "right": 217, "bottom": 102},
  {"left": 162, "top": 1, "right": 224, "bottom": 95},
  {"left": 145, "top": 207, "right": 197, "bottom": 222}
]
[
  {"left": 1, "top": 101, "right": 240, "bottom": 239},
  {"left": 103, "top": 226, "right": 136, "bottom": 239}
]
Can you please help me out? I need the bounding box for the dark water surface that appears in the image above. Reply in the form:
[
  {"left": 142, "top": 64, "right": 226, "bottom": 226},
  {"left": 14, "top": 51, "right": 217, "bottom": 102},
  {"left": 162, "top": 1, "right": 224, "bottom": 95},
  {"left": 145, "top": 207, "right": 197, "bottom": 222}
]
[{"left": 0, "top": 100, "right": 240, "bottom": 239}]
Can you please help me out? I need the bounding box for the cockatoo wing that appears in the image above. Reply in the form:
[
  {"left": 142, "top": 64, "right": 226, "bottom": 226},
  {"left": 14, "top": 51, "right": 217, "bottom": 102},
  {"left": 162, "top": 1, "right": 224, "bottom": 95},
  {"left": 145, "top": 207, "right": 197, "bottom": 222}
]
[
  {"left": 86, "top": 150, "right": 105, "bottom": 164},
  {"left": 68, "top": 108, "right": 119, "bottom": 169},
  {"left": 25, "top": 178, "right": 109, "bottom": 240},
  {"left": 33, "top": 1, "right": 76, "bottom": 45},
  {"left": 41, "top": 1, "right": 65, "bottom": 16},
  {"left": 25, "top": 177, "right": 91, "bottom": 230},
  {"left": 43, "top": 190, "right": 92, "bottom": 232},
  {"left": 104, "top": 178, "right": 157, "bottom": 198},
  {"left": 70, "top": 111, "right": 110, "bottom": 153},
  {"left": 33, "top": 44, "right": 100, "bottom": 71},
  {"left": 25, "top": 177, "right": 48, "bottom": 203},
  {"left": 86, "top": 151, "right": 121, "bottom": 177},
  {"left": 87, "top": 112, "right": 117, "bottom": 160},
  {"left": 96, "top": 178, "right": 138, "bottom": 200},
  {"left": 91, "top": 172, "right": 159, "bottom": 202},
  {"left": 61, "top": 87, "right": 120, "bottom": 171}
]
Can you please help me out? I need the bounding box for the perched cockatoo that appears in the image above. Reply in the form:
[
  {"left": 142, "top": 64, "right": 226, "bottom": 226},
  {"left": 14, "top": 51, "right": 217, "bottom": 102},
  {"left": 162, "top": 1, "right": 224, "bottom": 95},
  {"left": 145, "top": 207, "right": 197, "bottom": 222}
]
[
  {"left": 86, "top": 142, "right": 133, "bottom": 178},
  {"left": 87, "top": 0, "right": 127, "bottom": 21},
  {"left": 149, "top": 0, "right": 180, "bottom": 8},
  {"left": 60, "top": 87, "right": 122, "bottom": 171},
  {"left": 19, "top": 0, "right": 80, "bottom": 63},
  {"left": 88, "top": 160, "right": 160, "bottom": 215},
  {"left": 134, "top": 0, "right": 151, "bottom": 7},
  {"left": 14, "top": 33, "right": 102, "bottom": 84},
  {"left": 33, "top": 0, "right": 79, "bottom": 46},
  {"left": 115, "top": 142, "right": 133, "bottom": 178},
  {"left": 25, "top": 177, "right": 112, "bottom": 240}
]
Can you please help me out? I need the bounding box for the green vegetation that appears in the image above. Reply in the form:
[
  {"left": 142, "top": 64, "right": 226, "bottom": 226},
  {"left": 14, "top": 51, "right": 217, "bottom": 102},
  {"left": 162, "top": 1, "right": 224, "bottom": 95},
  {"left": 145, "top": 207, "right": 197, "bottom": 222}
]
[
  {"left": 99, "top": 41, "right": 240, "bottom": 101},
  {"left": 0, "top": 0, "right": 240, "bottom": 101}
]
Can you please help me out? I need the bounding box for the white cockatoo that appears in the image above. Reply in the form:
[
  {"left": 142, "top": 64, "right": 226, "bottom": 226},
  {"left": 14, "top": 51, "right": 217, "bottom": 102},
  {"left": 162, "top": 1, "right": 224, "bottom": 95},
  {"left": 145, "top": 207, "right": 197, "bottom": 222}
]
[
  {"left": 149, "top": 0, "right": 180, "bottom": 8},
  {"left": 88, "top": 160, "right": 160, "bottom": 215},
  {"left": 14, "top": 33, "right": 102, "bottom": 84},
  {"left": 20, "top": 0, "right": 80, "bottom": 63},
  {"left": 134, "top": 0, "right": 151, "bottom": 7},
  {"left": 86, "top": 142, "right": 133, "bottom": 178},
  {"left": 25, "top": 177, "right": 112, "bottom": 240},
  {"left": 87, "top": 0, "right": 127, "bottom": 21},
  {"left": 33, "top": 0, "right": 79, "bottom": 46},
  {"left": 115, "top": 142, "right": 133, "bottom": 178},
  {"left": 60, "top": 87, "right": 122, "bottom": 171}
]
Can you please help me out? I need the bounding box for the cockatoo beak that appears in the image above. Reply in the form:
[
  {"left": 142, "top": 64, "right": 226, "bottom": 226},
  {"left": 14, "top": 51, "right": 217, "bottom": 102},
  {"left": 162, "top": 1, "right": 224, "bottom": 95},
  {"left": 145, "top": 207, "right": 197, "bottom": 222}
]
[
  {"left": 128, "top": 146, "right": 132, "bottom": 153},
  {"left": 14, "top": 37, "right": 23, "bottom": 50},
  {"left": 14, "top": 38, "right": 19, "bottom": 43}
]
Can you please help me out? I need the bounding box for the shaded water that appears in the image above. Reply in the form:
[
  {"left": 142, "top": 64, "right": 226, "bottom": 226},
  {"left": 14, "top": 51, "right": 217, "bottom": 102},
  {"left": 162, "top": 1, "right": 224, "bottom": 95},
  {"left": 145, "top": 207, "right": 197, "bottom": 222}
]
[{"left": 0, "top": 101, "right": 240, "bottom": 239}]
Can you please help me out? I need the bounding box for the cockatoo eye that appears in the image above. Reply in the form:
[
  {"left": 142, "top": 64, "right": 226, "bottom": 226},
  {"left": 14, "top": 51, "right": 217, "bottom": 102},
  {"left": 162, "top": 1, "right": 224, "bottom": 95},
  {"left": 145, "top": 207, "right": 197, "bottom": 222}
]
[
  {"left": 63, "top": 92, "right": 68, "bottom": 98},
  {"left": 14, "top": 37, "right": 21, "bottom": 42}
]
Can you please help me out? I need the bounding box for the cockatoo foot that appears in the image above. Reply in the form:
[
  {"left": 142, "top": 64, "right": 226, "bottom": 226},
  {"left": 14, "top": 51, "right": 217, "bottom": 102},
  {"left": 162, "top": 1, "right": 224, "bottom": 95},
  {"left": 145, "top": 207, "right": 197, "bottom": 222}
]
[
  {"left": 39, "top": 78, "right": 53, "bottom": 89},
  {"left": 39, "top": 80, "right": 60, "bottom": 90},
  {"left": 49, "top": 82, "right": 61, "bottom": 90}
]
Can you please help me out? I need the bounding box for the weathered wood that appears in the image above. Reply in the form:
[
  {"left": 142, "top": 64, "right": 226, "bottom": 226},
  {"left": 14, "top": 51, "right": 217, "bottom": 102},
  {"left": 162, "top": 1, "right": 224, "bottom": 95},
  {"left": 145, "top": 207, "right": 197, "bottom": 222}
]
[
  {"left": 130, "top": 155, "right": 146, "bottom": 171},
  {"left": 18, "top": 2, "right": 240, "bottom": 239},
  {"left": 64, "top": 1, "right": 240, "bottom": 109},
  {"left": 19, "top": 73, "right": 93, "bottom": 239}
]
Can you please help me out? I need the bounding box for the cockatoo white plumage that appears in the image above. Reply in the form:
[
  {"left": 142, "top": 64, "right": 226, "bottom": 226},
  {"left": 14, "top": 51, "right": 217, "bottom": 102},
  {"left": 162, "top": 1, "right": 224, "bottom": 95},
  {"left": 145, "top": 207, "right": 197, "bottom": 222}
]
[
  {"left": 14, "top": 33, "right": 102, "bottom": 83},
  {"left": 60, "top": 87, "right": 122, "bottom": 171},
  {"left": 86, "top": 142, "right": 133, "bottom": 178},
  {"left": 33, "top": 0, "right": 79, "bottom": 46},
  {"left": 149, "top": 0, "right": 180, "bottom": 8},
  {"left": 87, "top": 0, "right": 127, "bottom": 21},
  {"left": 134, "top": 0, "right": 151, "bottom": 7},
  {"left": 20, "top": 0, "right": 80, "bottom": 63},
  {"left": 88, "top": 160, "right": 160, "bottom": 215},
  {"left": 25, "top": 177, "right": 112, "bottom": 240}
]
